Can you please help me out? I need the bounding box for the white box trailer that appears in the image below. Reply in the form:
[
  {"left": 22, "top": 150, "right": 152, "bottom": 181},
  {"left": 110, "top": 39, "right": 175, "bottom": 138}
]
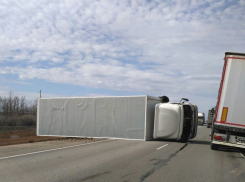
[
  {"left": 211, "top": 52, "right": 245, "bottom": 150},
  {"left": 37, "top": 95, "right": 161, "bottom": 141}
]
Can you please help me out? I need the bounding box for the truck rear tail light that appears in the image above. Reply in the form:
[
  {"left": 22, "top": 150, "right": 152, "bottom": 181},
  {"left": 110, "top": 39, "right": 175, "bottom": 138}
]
[
  {"left": 221, "top": 107, "right": 228, "bottom": 122},
  {"left": 213, "top": 135, "right": 226, "bottom": 141}
]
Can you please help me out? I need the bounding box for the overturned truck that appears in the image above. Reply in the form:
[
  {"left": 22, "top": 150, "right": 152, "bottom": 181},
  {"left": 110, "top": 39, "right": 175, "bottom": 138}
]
[
  {"left": 37, "top": 96, "right": 198, "bottom": 142},
  {"left": 154, "top": 100, "right": 198, "bottom": 142}
]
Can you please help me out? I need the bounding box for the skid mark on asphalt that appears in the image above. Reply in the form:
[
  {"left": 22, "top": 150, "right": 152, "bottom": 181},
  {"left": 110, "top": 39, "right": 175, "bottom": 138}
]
[
  {"left": 140, "top": 142, "right": 189, "bottom": 182},
  {"left": 240, "top": 153, "right": 245, "bottom": 158},
  {"left": 81, "top": 171, "right": 110, "bottom": 181},
  {"left": 179, "top": 142, "right": 189, "bottom": 151},
  {"left": 228, "top": 151, "right": 245, "bottom": 180},
  {"left": 239, "top": 148, "right": 245, "bottom": 159}
]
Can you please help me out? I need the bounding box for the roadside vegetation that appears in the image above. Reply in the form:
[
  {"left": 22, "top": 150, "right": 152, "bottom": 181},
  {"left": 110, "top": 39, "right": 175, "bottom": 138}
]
[
  {"left": 0, "top": 92, "right": 37, "bottom": 126},
  {"left": 0, "top": 92, "right": 63, "bottom": 146},
  {"left": 0, "top": 92, "right": 98, "bottom": 146}
]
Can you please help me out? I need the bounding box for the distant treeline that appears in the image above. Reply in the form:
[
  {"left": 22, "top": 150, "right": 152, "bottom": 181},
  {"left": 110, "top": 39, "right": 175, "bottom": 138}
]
[{"left": 0, "top": 92, "right": 37, "bottom": 126}]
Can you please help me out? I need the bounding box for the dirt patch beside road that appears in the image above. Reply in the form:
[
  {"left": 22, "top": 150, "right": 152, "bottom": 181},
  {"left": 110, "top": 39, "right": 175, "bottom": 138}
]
[{"left": 0, "top": 126, "right": 99, "bottom": 146}]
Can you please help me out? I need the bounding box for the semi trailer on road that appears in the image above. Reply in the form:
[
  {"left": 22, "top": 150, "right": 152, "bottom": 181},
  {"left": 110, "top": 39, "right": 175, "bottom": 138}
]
[
  {"left": 207, "top": 108, "right": 215, "bottom": 128},
  {"left": 211, "top": 52, "right": 245, "bottom": 150}
]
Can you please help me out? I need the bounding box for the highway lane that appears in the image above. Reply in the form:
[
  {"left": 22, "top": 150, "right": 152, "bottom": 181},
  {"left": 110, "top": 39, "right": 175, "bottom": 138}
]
[
  {"left": 145, "top": 126, "right": 245, "bottom": 182},
  {"left": 0, "top": 126, "right": 245, "bottom": 182}
]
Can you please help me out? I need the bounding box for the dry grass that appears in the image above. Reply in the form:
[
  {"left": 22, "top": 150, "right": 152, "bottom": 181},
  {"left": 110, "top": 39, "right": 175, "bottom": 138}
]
[
  {"left": 0, "top": 126, "right": 64, "bottom": 146},
  {"left": 0, "top": 126, "right": 101, "bottom": 146}
]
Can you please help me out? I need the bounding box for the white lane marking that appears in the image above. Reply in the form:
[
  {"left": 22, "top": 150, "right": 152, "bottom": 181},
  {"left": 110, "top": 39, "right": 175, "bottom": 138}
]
[
  {"left": 157, "top": 144, "right": 168, "bottom": 150},
  {"left": 240, "top": 152, "right": 245, "bottom": 158},
  {"left": 0, "top": 139, "right": 114, "bottom": 160}
]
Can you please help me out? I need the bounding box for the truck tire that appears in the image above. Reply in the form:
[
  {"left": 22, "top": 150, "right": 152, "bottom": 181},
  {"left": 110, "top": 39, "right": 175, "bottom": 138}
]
[
  {"left": 211, "top": 143, "right": 219, "bottom": 150},
  {"left": 180, "top": 105, "right": 193, "bottom": 143},
  {"left": 179, "top": 136, "right": 189, "bottom": 143}
]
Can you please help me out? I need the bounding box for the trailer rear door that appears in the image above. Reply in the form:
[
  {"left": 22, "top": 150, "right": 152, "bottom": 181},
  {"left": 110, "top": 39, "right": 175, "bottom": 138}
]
[{"left": 215, "top": 52, "right": 245, "bottom": 128}]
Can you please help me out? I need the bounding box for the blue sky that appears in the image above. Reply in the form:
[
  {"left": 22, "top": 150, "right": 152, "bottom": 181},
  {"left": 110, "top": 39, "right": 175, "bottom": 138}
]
[{"left": 0, "top": 0, "right": 245, "bottom": 116}]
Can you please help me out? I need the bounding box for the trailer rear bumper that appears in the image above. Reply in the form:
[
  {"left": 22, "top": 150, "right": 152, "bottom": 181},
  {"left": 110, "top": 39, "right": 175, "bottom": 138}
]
[
  {"left": 214, "top": 124, "right": 245, "bottom": 133},
  {"left": 211, "top": 130, "right": 245, "bottom": 149},
  {"left": 212, "top": 140, "right": 245, "bottom": 149}
]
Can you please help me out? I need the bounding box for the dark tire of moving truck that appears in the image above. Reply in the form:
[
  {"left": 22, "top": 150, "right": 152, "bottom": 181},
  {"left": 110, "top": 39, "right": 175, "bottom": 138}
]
[
  {"left": 211, "top": 143, "right": 219, "bottom": 150},
  {"left": 210, "top": 129, "right": 218, "bottom": 150}
]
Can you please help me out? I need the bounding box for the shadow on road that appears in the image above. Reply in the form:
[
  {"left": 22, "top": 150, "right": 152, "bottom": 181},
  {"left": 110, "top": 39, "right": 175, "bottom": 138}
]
[
  {"left": 213, "top": 145, "right": 245, "bottom": 154},
  {"left": 218, "top": 146, "right": 240, "bottom": 153},
  {"left": 189, "top": 140, "right": 211, "bottom": 145},
  {"left": 239, "top": 148, "right": 245, "bottom": 153},
  {"left": 153, "top": 139, "right": 211, "bottom": 146}
]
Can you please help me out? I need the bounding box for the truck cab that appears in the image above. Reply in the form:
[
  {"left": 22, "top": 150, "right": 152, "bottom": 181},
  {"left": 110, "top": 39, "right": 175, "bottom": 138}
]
[
  {"left": 153, "top": 102, "right": 198, "bottom": 142},
  {"left": 198, "top": 113, "right": 205, "bottom": 126}
]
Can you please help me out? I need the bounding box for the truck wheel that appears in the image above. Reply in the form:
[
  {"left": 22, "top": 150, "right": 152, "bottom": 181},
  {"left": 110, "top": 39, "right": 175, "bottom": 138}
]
[
  {"left": 211, "top": 143, "right": 219, "bottom": 150},
  {"left": 179, "top": 137, "right": 188, "bottom": 143}
]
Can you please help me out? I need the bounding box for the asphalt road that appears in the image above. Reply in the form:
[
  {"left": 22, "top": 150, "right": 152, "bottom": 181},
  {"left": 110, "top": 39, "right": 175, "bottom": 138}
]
[{"left": 1, "top": 126, "right": 245, "bottom": 182}]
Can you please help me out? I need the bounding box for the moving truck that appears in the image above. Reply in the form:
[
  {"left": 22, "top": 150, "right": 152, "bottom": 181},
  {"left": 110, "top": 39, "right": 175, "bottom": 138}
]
[
  {"left": 207, "top": 108, "right": 215, "bottom": 128},
  {"left": 211, "top": 52, "right": 245, "bottom": 150},
  {"left": 37, "top": 96, "right": 198, "bottom": 142},
  {"left": 198, "top": 113, "right": 205, "bottom": 125}
]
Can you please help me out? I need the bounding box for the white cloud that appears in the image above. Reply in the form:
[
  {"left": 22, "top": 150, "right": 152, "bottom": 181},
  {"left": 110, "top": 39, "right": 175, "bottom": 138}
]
[
  {"left": 0, "top": 0, "right": 244, "bottom": 114},
  {"left": 240, "top": 0, "right": 245, "bottom": 6}
]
